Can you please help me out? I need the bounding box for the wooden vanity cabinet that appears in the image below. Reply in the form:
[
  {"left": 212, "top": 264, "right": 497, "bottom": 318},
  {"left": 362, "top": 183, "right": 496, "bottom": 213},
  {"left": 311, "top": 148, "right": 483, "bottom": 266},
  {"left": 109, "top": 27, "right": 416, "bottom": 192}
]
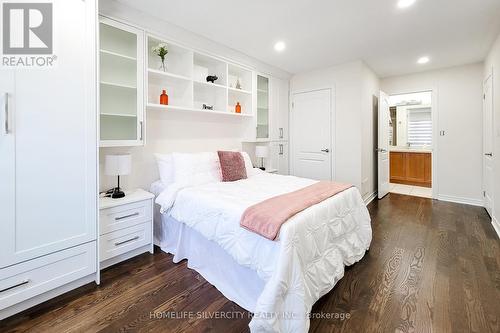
[{"left": 390, "top": 151, "right": 432, "bottom": 188}]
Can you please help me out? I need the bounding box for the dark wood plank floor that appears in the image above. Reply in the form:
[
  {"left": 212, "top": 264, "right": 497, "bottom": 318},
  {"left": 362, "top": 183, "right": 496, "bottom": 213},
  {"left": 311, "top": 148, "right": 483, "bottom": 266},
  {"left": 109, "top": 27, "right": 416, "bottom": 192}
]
[{"left": 1, "top": 193, "right": 499, "bottom": 333}]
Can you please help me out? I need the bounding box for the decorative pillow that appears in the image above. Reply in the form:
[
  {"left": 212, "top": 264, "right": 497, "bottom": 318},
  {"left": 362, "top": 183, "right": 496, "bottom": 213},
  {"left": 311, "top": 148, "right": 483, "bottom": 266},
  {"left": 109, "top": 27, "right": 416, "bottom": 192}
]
[
  {"left": 172, "top": 152, "right": 222, "bottom": 187},
  {"left": 155, "top": 153, "right": 174, "bottom": 185},
  {"left": 217, "top": 151, "right": 248, "bottom": 182}
]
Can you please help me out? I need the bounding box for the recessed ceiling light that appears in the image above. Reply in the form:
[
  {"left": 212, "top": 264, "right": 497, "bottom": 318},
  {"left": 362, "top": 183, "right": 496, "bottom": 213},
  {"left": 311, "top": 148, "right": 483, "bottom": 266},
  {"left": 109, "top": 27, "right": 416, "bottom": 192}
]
[
  {"left": 274, "top": 41, "right": 286, "bottom": 52},
  {"left": 417, "top": 56, "right": 430, "bottom": 64},
  {"left": 397, "top": 0, "right": 416, "bottom": 9}
]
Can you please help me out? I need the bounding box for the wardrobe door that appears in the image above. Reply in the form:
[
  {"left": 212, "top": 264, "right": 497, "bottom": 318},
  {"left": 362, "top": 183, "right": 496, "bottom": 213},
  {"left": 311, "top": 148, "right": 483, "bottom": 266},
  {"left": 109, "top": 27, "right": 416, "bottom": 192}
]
[
  {"left": 0, "top": 0, "right": 97, "bottom": 268},
  {"left": 0, "top": 70, "right": 15, "bottom": 266}
]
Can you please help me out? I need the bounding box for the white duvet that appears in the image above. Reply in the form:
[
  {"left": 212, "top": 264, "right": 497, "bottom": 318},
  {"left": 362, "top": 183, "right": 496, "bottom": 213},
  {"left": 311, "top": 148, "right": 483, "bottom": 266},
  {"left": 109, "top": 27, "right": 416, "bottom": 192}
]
[{"left": 156, "top": 172, "right": 372, "bottom": 332}]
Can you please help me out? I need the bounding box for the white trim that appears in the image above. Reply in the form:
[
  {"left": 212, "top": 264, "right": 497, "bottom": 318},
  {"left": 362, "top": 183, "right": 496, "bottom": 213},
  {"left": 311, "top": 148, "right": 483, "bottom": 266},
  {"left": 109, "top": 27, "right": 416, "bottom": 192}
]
[
  {"left": 491, "top": 215, "right": 500, "bottom": 239},
  {"left": 385, "top": 88, "right": 438, "bottom": 199},
  {"left": 0, "top": 275, "right": 96, "bottom": 320},
  {"left": 364, "top": 191, "right": 377, "bottom": 205},
  {"left": 437, "top": 194, "right": 484, "bottom": 207}
]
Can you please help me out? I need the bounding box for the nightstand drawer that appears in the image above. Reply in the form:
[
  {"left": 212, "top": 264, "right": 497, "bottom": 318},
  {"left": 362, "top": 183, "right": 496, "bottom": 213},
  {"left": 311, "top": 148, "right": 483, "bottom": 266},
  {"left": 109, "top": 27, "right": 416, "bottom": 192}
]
[
  {"left": 100, "top": 223, "right": 152, "bottom": 262},
  {"left": 100, "top": 200, "right": 152, "bottom": 235}
]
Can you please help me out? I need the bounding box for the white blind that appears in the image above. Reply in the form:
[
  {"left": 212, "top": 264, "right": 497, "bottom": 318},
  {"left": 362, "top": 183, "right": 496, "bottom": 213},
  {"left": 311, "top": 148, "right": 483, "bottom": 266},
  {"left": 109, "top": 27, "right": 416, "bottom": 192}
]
[{"left": 407, "top": 108, "right": 432, "bottom": 147}]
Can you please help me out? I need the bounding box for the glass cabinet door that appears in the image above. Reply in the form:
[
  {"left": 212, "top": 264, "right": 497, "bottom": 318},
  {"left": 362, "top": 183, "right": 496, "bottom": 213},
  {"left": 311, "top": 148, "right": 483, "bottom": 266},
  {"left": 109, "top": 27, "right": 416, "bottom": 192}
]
[
  {"left": 256, "top": 75, "right": 269, "bottom": 139},
  {"left": 99, "top": 18, "right": 144, "bottom": 147}
]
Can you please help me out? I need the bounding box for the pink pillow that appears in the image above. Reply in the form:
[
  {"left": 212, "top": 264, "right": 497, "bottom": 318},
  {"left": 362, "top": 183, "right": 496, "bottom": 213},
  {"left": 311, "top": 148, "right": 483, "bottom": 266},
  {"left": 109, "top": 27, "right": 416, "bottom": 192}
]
[{"left": 217, "top": 151, "right": 247, "bottom": 182}]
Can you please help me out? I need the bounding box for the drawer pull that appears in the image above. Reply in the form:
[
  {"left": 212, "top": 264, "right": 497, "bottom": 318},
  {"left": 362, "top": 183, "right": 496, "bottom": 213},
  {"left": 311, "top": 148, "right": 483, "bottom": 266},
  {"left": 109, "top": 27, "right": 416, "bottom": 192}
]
[
  {"left": 0, "top": 279, "right": 30, "bottom": 293},
  {"left": 115, "top": 212, "right": 139, "bottom": 221},
  {"left": 114, "top": 236, "right": 139, "bottom": 246}
]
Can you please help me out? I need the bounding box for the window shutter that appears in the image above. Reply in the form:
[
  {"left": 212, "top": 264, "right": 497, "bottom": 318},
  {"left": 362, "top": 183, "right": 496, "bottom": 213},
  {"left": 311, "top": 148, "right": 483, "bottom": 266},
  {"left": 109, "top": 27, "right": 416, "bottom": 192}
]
[{"left": 407, "top": 107, "right": 432, "bottom": 147}]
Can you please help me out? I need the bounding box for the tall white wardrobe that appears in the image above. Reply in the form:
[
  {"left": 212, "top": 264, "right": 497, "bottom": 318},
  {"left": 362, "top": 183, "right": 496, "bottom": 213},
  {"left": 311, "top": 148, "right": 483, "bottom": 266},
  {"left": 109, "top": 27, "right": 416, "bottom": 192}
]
[{"left": 0, "top": 0, "right": 97, "bottom": 318}]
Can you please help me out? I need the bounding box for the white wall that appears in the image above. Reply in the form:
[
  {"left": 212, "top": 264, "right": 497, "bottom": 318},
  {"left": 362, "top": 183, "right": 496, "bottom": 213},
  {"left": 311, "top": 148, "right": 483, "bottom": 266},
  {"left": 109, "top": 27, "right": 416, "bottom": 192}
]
[
  {"left": 382, "top": 63, "right": 484, "bottom": 205},
  {"left": 289, "top": 61, "right": 379, "bottom": 200},
  {"left": 99, "top": 0, "right": 291, "bottom": 191},
  {"left": 485, "top": 33, "right": 500, "bottom": 235}
]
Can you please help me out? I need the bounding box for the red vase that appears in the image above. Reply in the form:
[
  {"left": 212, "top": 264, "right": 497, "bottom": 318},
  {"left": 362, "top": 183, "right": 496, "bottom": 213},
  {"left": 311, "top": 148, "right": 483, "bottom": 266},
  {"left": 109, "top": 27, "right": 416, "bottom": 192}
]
[
  {"left": 235, "top": 102, "right": 241, "bottom": 113},
  {"left": 160, "top": 90, "right": 168, "bottom": 105}
]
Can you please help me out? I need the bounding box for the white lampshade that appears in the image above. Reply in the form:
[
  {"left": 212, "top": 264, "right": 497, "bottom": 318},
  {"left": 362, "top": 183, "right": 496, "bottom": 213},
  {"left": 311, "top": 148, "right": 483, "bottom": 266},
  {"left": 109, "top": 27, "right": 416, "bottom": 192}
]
[
  {"left": 105, "top": 154, "right": 131, "bottom": 176},
  {"left": 255, "top": 145, "right": 269, "bottom": 158}
]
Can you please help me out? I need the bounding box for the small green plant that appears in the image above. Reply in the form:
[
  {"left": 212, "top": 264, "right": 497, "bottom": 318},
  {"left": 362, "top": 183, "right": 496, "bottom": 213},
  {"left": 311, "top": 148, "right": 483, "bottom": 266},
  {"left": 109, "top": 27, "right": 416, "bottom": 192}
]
[{"left": 152, "top": 43, "right": 168, "bottom": 71}]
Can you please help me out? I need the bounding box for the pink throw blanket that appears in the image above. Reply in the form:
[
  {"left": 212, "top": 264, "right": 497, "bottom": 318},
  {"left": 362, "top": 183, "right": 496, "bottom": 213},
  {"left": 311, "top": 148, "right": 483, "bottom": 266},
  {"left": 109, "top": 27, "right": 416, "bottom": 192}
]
[{"left": 240, "top": 181, "right": 353, "bottom": 240}]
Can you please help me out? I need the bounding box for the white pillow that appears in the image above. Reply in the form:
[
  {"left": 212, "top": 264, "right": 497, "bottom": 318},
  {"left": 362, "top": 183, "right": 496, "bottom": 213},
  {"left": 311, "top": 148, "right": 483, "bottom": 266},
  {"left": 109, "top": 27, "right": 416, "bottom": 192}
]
[
  {"left": 155, "top": 153, "right": 175, "bottom": 185},
  {"left": 172, "top": 152, "right": 222, "bottom": 187},
  {"left": 240, "top": 151, "right": 256, "bottom": 176}
]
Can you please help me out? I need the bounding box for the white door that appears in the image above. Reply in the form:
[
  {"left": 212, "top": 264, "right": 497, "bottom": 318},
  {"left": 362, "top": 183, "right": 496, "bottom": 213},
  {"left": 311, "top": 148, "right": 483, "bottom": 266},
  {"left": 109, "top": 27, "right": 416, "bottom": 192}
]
[
  {"left": 0, "top": 0, "right": 97, "bottom": 268},
  {"left": 483, "top": 74, "right": 494, "bottom": 216},
  {"left": 291, "top": 89, "right": 332, "bottom": 180},
  {"left": 378, "top": 91, "right": 391, "bottom": 199}
]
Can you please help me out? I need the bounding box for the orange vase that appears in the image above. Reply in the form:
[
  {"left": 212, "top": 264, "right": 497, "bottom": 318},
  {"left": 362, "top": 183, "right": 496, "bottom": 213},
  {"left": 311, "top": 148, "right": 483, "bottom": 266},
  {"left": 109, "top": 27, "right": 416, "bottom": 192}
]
[
  {"left": 235, "top": 102, "right": 241, "bottom": 113},
  {"left": 160, "top": 90, "right": 169, "bottom": 105}
]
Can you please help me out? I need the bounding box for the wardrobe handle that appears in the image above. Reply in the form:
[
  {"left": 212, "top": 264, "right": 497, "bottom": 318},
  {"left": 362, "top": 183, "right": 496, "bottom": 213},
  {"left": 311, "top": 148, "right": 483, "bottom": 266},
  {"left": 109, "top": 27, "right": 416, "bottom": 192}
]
[
  {"left": 115, "top": 212, "right": 139, "bottom": 221},
  {"left": 279, "top": 128, "right": 283, "bottom": 139},
  {"left": 0, "top": 279, "right": 30, "bottom": 293},
  {"left": 3, "top": 93, "right": 9, "bottom": 134},
  {"left": 139, "top": 121, "right": 143, "bottom": 141},
  {"left": 114, "top": 236, "right": 139, "bottom": 246}
]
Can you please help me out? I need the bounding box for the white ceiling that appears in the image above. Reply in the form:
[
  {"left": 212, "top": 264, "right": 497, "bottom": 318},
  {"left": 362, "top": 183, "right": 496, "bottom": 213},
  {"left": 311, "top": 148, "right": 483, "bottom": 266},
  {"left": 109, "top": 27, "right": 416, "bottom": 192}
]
[{"left": 116, "top": 0, "right": 500, "bottom": 77}]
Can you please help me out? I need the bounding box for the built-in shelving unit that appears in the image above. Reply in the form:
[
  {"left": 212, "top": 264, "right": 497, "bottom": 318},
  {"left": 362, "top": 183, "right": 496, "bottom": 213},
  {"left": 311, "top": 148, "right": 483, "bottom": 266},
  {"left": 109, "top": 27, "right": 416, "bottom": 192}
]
[
  {"left": 99, "top": 17, "right": 144, "bottom": 147},
  {"left": 146, "top": 34, "right": 254, "bottom": 117}
]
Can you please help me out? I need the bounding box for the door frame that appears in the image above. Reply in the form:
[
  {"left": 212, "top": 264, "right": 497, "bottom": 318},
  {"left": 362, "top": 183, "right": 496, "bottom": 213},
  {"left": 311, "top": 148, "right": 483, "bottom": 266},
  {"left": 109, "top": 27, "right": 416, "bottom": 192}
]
[
  {"left": 483, "top": 69, "right": 494, "bottom": 216},
  {"left": 384, "top": 87, "right": 439, "bottom": 199},
  {"left": 290, "top": 87, "right": 335, "bottom": 180}
]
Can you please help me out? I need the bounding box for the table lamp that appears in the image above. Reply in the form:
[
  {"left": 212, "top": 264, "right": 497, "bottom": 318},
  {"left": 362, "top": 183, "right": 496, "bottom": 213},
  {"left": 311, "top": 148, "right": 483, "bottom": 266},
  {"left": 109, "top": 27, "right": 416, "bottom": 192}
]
[
  {"left": 105, "top": 154, "right": 131, "bottom": 199},
  {"left": 255, "top": 146, "right": 269, "bottom": 170}
]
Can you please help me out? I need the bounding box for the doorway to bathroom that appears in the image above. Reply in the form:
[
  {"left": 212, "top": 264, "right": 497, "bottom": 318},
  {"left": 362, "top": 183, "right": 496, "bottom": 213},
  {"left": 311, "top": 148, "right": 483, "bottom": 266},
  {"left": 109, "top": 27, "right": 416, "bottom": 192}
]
[{"left": 387, "top": 91, "right": 433, "bottom": 198}]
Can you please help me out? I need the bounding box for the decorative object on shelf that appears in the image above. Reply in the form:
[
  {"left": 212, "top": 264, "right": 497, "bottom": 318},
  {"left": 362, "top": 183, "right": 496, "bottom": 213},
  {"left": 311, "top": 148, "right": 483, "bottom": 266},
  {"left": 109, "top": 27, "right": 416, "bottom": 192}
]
[
  {"left": 104, "top": 154, "right": 132, "bottom": 199},
  {"left": 206, "top": 75, "right": 218, "bottom": 83},
  {"left": 235, "top": 78, "right": 242, "bottom": 90},
  {"left": 202, "top": 104, "right": 214, "bottom": 110},
  {"left": 255, "top": 146, "right": 269, "bottom": 170},
  {"left": 235, "top": 102, "right": 241, "bottom": 114},
  {"left": 152, "top": 43, "right": 168, "bottom": 72},
  {"left": 160, "top": 89, "right": 169, "bottom": 105}
]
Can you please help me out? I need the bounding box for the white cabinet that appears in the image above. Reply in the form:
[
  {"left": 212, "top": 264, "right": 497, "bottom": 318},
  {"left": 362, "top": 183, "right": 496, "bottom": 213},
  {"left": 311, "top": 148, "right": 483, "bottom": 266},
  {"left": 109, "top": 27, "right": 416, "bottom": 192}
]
[
  {"left": 99, "top": 17, "right": 145, "bottom": 147},
  {"left": 0, "top": 0, "right": 97, "bottom": 317},
  {"left": 270, "top": 77, "right": 289, "bottom": 141},
  {"left": 270, "top": 142, "right": 289, "bottom": 175},
  {"left": 256, "top": 74, "right": 270, "bottom": 139},
  {"left": 99, "top": 189, "right": 154, "bottom": 269}
]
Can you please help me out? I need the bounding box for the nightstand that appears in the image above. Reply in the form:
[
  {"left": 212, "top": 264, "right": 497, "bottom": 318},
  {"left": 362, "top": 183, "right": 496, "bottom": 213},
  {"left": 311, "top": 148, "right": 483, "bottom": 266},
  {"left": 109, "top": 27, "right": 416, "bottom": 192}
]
[{"left": 99, "top": 189, "right": 155, "bottom": 269}]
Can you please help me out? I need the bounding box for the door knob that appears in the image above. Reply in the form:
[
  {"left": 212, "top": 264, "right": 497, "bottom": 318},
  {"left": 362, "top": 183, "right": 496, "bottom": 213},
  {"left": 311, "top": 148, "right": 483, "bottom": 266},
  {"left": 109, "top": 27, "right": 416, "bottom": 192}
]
[
  {"left": 321, "top": 148, "right": 330, "bottom": 153},
  {"left": 485, "top": 153, "right": 493, "bottom": 157}
]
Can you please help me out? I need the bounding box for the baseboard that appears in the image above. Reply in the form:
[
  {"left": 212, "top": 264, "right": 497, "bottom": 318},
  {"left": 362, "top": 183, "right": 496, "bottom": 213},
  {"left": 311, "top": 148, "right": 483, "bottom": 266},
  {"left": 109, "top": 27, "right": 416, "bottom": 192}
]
[
  {"left": 364, "top": 191, "right": 377, "bottom": 205},
  {"left": 0, "top": 274, "right": 96, "bottom": 320},
  {"left": 437, "top": 194, "right": 484, "bottom": 207},
  {"left": 492, "top": 215, "right": 500, "bottom": 239}
]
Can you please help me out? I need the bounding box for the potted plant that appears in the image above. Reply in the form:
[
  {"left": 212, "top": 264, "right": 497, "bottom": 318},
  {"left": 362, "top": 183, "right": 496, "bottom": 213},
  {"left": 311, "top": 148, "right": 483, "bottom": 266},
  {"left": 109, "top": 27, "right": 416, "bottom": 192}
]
[{"left": 152, "top": 43, "right": 168, "bottom": 72}]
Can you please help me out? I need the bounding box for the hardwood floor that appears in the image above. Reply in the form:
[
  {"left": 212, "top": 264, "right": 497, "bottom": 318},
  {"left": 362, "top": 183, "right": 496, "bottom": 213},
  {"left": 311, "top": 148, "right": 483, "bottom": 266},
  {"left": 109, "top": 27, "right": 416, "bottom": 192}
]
[{"left": 1, "top": 193, "right": 499, "bottom": 332}]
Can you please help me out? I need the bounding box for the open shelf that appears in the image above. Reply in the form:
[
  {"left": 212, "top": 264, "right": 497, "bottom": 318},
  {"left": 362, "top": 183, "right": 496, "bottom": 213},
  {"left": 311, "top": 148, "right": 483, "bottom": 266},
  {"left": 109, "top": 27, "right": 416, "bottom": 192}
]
[
  {"left": 148, "top": 36, "right": 193, "bottom": 78},
  {"left": 148, "top": 68, "right": 192, "bottom": 82},
  {"left": 147, "top": 103, "right": 252, "bottom": 117},
  {"left": 146, "top": 33, "right": 254, "bottom": 120}
]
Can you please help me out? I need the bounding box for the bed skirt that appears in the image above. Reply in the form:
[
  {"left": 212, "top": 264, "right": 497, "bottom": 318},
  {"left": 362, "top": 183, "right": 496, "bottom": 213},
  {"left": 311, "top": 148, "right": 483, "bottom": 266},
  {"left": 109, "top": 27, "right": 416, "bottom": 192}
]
[{"left": 155, "top": 211, "right": 265, "bottom": 312}]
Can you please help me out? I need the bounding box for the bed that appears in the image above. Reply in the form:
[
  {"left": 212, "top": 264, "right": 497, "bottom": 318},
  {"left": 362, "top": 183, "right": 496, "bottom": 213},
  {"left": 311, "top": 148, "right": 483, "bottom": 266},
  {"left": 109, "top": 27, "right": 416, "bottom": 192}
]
[{"left": 151, "top": 153, "right": 372, "bottom": 333}]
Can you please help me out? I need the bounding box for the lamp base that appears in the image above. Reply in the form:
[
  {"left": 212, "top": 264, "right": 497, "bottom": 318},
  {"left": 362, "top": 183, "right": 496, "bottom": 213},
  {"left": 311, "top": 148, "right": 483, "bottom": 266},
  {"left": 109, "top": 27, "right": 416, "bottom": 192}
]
[{"left": 110, "top": 187, "right": 125, "bottom": 199}]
